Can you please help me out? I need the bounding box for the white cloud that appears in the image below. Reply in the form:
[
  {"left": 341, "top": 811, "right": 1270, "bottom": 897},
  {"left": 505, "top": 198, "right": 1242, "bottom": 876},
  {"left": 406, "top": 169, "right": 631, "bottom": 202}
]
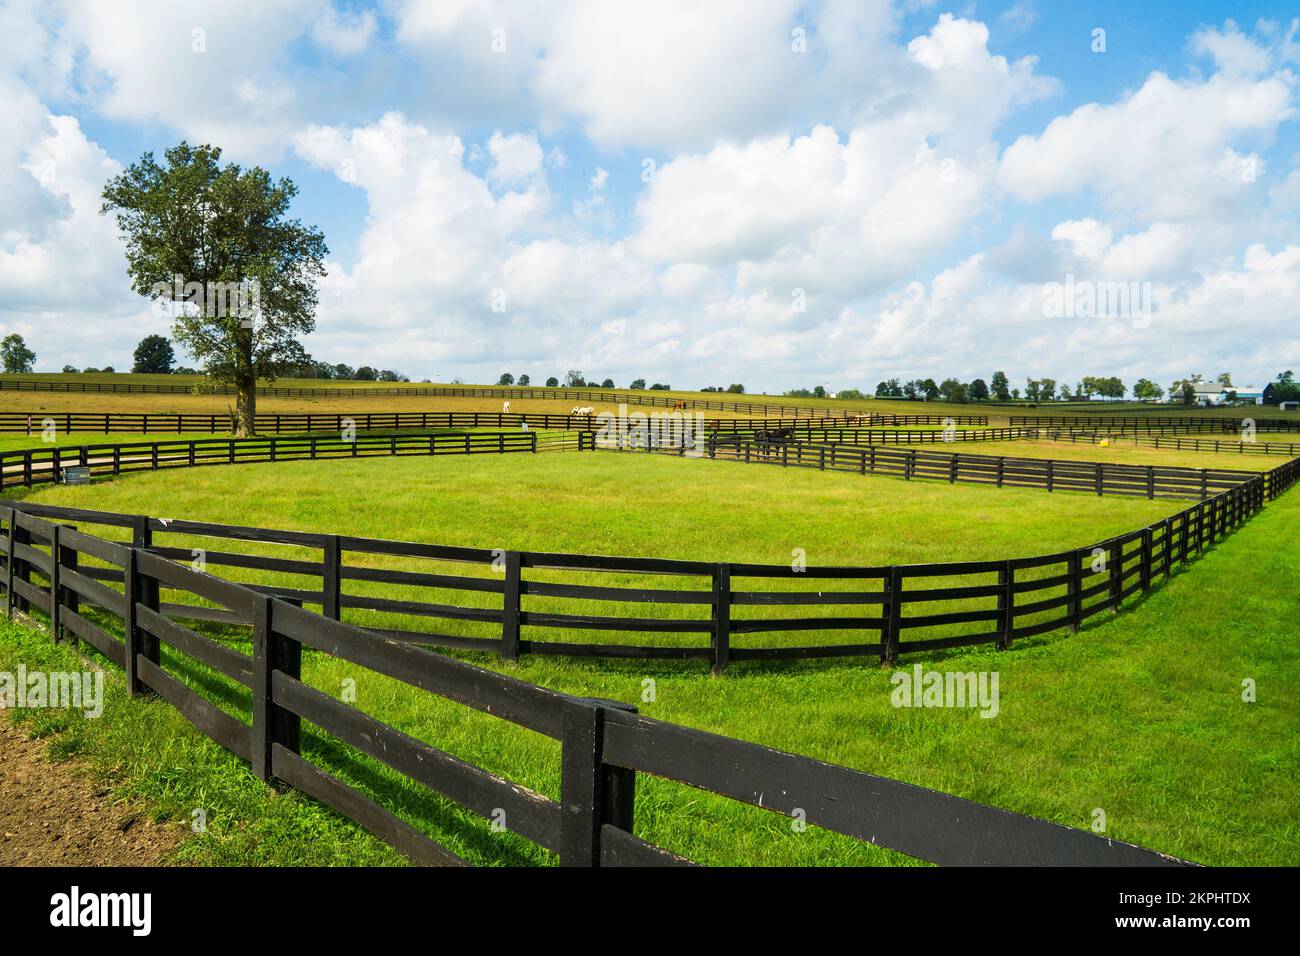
[
  {"left": 1000, "top": 69, "right": 1295, "bottom": 221},
  {"left": 487, "top": 130, "right": 544, "bottom": 187},
  {"left": 311, "top": 5, "right": 377, "bottom": 56}
]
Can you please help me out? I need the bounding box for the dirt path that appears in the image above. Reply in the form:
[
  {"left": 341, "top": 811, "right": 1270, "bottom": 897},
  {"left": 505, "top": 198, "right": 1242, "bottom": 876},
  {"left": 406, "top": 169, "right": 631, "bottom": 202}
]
[{"left": 0, "top": 722, "right": 185, "bottom": 866}]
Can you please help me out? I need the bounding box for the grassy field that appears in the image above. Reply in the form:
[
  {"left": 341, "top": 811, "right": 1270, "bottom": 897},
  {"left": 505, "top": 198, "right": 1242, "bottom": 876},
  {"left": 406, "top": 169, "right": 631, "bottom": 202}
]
[{"left": 1, "top": 449, "right": 1295, "bottom": 866}]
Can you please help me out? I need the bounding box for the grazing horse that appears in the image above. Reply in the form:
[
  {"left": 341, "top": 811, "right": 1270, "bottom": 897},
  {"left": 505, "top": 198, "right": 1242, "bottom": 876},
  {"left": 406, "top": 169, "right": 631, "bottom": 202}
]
[
  {"left": 753, "top": 427, "right": 795, "bottom": 458},
  {"left": 672, "top": 399, "right": 687, "bottom": 411}
]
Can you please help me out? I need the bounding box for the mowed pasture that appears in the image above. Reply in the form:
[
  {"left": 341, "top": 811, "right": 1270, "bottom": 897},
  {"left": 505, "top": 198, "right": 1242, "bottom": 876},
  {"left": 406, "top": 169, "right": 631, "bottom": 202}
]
[{"left": 2, "top": 449, "right": 1296, "bottom": 866}]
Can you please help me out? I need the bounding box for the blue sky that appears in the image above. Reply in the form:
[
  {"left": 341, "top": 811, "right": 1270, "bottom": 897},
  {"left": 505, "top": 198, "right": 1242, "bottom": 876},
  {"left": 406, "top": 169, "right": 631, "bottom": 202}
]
[{"left": 2, "top": 0, "right": 1299, "bottom": 394}]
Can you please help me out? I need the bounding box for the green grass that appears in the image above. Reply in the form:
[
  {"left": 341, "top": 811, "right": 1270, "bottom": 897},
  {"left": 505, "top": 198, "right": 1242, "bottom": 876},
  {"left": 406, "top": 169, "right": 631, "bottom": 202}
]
[{"left": 1, "top": 452, "right": 1295, "bottom": 866}]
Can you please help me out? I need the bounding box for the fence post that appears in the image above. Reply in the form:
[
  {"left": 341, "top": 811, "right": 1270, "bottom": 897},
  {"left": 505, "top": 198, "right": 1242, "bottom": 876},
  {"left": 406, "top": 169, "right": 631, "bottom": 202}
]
[
  {"left": 322, "top": 535, "right": 342, "bottom": 621},
  {"left": 49, "top": 524, "right": 62, "bottom": 641},
  {"left": 130, "top": 515, "right": 161, "bottom": 679},
  {"left": 1066, "top": 550, "right": 1082, "bottom": 632},
  {"left": 711, "top": 565, "right": 731, "bottom": 675},
  {"left": 1140, "top": 528, "right": 1152, "bottom": 594},
  {"left": 1162, "top": 518, "right": 1173, "bottom": 579},
  {"left": 996, "top": 560, "right": 1014, "bottom": 650},
  {"left": 1107, "top": 540, "right": 1121, "bottom": 612},
  {"left": 501, "top": 551, "right": 521, "bottom": 662},
  {"left": 883, "top": 567, "right": 903, "bottom": 664},
  {"left": 123, "top": 548, "right": 145, "bottom": 696},
  {"left": 10, "top": 520, "right": 30, "bottom": 613},
  {"left": 251, "top": 595, "right": 302, "bottom": 783},
  {"left": 559, "top": 697, "right": 638, "bottom": 867}
]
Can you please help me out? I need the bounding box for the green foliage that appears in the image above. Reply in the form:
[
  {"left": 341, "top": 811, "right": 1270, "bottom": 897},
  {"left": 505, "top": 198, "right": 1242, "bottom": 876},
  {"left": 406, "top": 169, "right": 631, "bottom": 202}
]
[
  {"left": 100, "top": 142, "right": 328, "bottom": 433},
  {"left": 1, "top": 333, "right": 35, "bottom": 373},
  {"left": 132, "top": 334, "right": 175, "bottom": 374}
]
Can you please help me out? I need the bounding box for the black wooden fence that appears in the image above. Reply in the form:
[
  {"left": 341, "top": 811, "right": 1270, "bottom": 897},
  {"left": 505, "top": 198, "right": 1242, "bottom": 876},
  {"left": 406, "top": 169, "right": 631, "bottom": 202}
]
[
  {"left": 1011, "top": 415, "right": 1300, "bottom": 432},
  {"left": 0, "top": 503, "right": 1193, "bottom": 866},
  {"left": 690, "top": 437, "right": 1261, "bottom": 500},
  {"left": 1044, "top": 430, "right": 1300, "bottom": 457},
  {"left": 0, "top": 410, "right": 987, "bottom": 435},
  {"left": 0, "top": 431, "right": 593, "bottom": 490},
  {"left": 3, "top": 456, "right": 1293, "bottom": 674}
]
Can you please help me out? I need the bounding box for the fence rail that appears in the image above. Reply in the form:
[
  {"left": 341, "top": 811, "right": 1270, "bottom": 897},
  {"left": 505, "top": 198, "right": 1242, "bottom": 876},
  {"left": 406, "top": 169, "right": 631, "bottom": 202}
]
[
  {"left": 0, "top": 409, "right": 986, "bottom": 435},
  {"left": 0, "top": 431, "right": 589, "bottom": 490},
  {"left": 0, "top": 503, "right": 1194, "bottom": 867}
]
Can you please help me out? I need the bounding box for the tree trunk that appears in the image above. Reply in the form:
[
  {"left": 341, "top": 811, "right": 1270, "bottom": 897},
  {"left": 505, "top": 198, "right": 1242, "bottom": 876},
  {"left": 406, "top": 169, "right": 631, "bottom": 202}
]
[{"left": 236, "top": 380, "right": 257, "bottom": 436}]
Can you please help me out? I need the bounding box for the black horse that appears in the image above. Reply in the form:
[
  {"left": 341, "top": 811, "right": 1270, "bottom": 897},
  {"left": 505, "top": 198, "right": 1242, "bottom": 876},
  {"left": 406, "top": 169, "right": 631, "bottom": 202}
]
[{"left": 752, "top": 427, "right": 795, "bottom": 457}]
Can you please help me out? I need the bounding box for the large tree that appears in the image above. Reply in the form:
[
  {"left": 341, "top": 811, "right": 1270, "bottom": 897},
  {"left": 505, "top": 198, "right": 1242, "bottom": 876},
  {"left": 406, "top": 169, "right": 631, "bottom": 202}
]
[
  {"left": 132, "top": 334, "right": 175, "bottom": 374},
  {"left": 1, "top": 333, "right": 35, "bottom": 373},
  {"left": 101, "top": 142, "right": 327, "bottom": 435}
]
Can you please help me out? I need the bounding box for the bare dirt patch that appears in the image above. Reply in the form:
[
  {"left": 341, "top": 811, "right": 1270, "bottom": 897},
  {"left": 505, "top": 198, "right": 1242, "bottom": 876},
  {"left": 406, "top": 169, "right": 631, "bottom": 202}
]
[{"left": 0, "top": 722, "right": 185, "bottom": 866}]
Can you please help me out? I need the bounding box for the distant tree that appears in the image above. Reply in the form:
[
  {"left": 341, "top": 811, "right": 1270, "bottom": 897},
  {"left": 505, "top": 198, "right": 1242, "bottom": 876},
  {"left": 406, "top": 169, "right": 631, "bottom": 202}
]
[
  {"left": 990, "top": 371, "right": 1010, "bottom": 401},
  {"left": 132, "top": 334, "right": 176, "bottom": 374},
  {"left": 1270, "top": 370, "right": 1299, "bottom": 404},
  {"left": 630, "top": 378, "right": 646, "bottom": 389},
  {"left": 601, "top": 378, "right": 615, "bottom": 389},
  {"left": 518, "top": 374, "right": 530, "bottom": 386},
  {"left": 498, "top": 372, "right": 515, "bottom": 386},
  {"left": 1133, "top": 378, "right": 1163, "bottom": 401},
  {"left": 1059, "top": 383, "right": 1071, "bottom": 401},
  {"left": 62, "top": 365, "right": 79, "bottom": 374},
  {"left": 332, "top": 363, "right": 355, "bottom": 380},
  {"left": 378, "top": 369, "right": 407, "bottom": 382},
  {"left": 1011, "top": 387, "right": 1021, "bottom": 400},
  {"left": 101, "top": 142, "right": 327, "bottom": 436},
  {"left": 1, "top": 333, "right": 35, "bottom": 373},
  {"left": 355, "top": 366, "right": 377, "bottom": 381},
  {"left": 969, "top": 378, "right": 989, "bottom": 401},
  {"left": 938, "top": 378, "right": 968, "bottom": 403},
  {"left": 546, "top": 376, "right": 559, "bottom": 387},
  {"left": 564, "top": 370, "right": 584, "bottom": 387},
  {"left": 649, "top": 382, "right": 671, "bottom": 390},
  {"left": 918, "top": 378, "right": 938, "bottom": 401},
  {"left": 176, "top": 366, "right": 200, "bottom": 375},
  {"left": 812, "top": 385, "right": 827, "bottom": 398},
  {"left": 1217, "top": 371, "right": 1233, "bottom": 386},
  {"left": 838, "top": 387, "right": 865, "bottom": 400}
]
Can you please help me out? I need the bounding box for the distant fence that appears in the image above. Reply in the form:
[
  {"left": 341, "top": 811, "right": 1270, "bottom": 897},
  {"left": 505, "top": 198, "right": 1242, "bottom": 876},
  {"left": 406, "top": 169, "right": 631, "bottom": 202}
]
[
  {"left": 0, "top": 410, "right": 986, "bottom": 435},
  {"left": 689, "top": 437, "right": 1266, "bottom": 500},
  {"left": 0, "top": 506, "right": 1193, "bottom": 867},
  {"left": 721, "top": 426, "right": 1035, "bottom": 445},
  {"left": 1046, "top": 430, "right": 1300, "bottom": 457},
  {"left": 0, "top": 431, "right": 591, "bottom": 490},
  {"left": 0, "top": 378, "right": 869, "bottom": 419},
  {"left": 1012, "top": 415, "right": 1300, "bottom": 432}
]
